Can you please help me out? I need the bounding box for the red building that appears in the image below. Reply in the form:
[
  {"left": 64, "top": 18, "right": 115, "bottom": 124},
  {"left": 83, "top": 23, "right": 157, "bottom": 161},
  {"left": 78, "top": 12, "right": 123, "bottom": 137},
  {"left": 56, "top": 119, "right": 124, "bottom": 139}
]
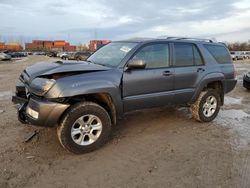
[
  {"left": 0, "top": 42, "right": 4, "bottom": 51},
  {"left": 0, "top": 42, "right": 23, "bottom": 51},
  {"left": 44, "top": 41, "right": 54, "bottom": 49},
  {"left": 89, "top": 40, "right": 111, "bottom": 52},
  {"left": 25, "top": 40, "right": 76, "bottom": 51}
]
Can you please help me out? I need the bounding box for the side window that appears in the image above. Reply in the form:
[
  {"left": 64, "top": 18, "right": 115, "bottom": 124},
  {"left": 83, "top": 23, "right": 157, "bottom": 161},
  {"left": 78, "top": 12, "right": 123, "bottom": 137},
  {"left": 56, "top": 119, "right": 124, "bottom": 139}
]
[
  {"left": 174, "top": 43, "right": 194, "bottom": 67},
  {"left": 193, "top": 46, "right": 203, "bottom": 65},
  {"left": 204, "top": 44, "right": 231, "bottom": 64},
  {"left": 132, "top": 44, "right": 169, "bottom": 68}
]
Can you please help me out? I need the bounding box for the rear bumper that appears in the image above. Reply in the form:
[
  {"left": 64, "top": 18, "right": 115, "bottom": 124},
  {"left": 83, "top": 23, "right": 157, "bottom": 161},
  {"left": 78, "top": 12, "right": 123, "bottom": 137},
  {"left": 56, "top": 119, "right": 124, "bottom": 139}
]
[{"left": 12, "top": 83, "right": 70, "bottom": 127}]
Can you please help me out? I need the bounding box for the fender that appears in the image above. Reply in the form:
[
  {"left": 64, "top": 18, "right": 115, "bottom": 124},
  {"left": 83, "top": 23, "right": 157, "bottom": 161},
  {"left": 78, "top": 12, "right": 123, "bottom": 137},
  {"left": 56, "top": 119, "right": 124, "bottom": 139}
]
[
  {"left": 190, "top": 72, "right": 225, "bottom": 104},
  {"left": 45, "top": 69, "right": 124, "bottom": 117}
]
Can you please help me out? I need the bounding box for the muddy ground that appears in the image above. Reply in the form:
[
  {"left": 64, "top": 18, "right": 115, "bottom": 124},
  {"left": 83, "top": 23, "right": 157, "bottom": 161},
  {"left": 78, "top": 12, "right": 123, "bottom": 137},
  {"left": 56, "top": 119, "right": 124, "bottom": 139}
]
[{"left": 0, "top": 56, "right": 250, "bottom": 188}]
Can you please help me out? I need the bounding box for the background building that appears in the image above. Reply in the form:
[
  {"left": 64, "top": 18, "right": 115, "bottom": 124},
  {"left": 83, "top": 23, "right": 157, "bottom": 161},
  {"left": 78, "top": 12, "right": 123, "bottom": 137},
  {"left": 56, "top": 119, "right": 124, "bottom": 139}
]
[
  {"left": 89, "top": 40, "right": 111, "bottom": 52},
  {"left": 25, "top": 40, "right": 76, "bottom": 51},
  {"left": 0, "top": 42, "right": 23, "bottom": 51},
  {"left": 0, "top": 42, "right": 5, "bottom": 51}
]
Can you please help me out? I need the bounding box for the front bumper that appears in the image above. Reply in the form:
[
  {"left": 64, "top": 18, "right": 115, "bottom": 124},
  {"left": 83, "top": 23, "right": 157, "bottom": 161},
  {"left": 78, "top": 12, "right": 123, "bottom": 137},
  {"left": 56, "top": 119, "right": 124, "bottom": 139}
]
[{"left": 12, "top": 84, "right": 70, "bottom": 127}]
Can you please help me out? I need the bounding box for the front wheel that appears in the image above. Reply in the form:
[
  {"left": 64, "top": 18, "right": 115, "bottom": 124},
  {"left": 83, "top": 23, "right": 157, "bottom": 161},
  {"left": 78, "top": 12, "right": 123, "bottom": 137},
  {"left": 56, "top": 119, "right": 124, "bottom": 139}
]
[
  {"left": 57, "top": 102, "right": 112, "bottom": 154},
  {"left": 190, "top": 90, "right": 221, "bottom": 122}
]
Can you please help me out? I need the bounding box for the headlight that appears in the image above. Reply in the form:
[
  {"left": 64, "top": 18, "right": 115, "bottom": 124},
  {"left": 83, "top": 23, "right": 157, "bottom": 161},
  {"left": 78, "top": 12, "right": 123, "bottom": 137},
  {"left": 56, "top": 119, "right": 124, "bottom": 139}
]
[
  {"left": 247, "top": 73, "right": 250, "bottom": 78},
  {"left": 30, "top": 78, "right": 56, "bottom": 96}
]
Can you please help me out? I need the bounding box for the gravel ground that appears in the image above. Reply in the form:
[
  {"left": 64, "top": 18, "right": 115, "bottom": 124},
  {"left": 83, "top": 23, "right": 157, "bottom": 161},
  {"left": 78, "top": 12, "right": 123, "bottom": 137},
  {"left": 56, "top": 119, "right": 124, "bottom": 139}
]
[{"left": 0, "top": 56, "right": 250, "bottom": 188}]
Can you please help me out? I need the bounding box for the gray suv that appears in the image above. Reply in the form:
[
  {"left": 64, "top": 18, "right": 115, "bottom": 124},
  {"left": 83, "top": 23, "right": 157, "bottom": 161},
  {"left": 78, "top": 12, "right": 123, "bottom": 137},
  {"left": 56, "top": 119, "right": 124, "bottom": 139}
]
[{"left": 12, "top": 37, "right": 237, "bottom": 154}]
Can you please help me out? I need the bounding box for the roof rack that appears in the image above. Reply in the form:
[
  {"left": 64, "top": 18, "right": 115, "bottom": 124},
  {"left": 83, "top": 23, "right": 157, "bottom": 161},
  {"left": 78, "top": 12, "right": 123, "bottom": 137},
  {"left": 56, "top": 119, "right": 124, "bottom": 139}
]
[{"left": 159, "top": 36, "right": 216, "bottom": 43}]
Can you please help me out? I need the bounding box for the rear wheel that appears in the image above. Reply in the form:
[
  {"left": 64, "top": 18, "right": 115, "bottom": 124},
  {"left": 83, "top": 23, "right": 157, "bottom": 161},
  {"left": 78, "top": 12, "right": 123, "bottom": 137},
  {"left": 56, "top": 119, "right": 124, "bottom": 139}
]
[
  {"left": 191, "top": 90, "right": 221, "bottom": 122},
  {"left": 57, "top": 102, "right": 112, "bottom": 154}
]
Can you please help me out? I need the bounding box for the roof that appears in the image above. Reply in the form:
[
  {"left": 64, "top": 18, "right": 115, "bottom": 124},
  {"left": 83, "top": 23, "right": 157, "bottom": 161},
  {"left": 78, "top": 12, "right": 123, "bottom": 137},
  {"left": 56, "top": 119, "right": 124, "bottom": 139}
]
[{"left": 116, "top": 37, "right": 223, "bottom": 45}]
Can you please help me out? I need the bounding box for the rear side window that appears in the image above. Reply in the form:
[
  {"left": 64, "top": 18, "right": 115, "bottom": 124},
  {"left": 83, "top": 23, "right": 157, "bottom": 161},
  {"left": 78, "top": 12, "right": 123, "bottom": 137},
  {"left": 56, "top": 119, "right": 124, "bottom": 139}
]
[
  {"left": 174, "top": 43, "right": 203, "bottom": 67},
  {"left": 193, "top": 46, "right": 203, "bottom": 65},
  {"left": 204, "top": 45, "right": 231, "bottom": 64}
]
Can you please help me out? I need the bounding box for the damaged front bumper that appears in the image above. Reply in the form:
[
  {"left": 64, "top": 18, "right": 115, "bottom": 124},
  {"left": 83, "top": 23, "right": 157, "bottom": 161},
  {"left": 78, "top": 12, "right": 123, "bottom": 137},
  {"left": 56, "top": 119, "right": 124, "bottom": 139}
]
[{"left": 12, "top": 83, "right": 70, "bottom": 127}]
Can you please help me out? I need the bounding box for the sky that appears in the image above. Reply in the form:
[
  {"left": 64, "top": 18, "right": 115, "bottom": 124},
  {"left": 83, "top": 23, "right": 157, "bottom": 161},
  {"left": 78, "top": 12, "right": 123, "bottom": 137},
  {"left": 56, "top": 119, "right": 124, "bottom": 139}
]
[{"left": 0, "top": 0, "right": 250, "bottom": 44}]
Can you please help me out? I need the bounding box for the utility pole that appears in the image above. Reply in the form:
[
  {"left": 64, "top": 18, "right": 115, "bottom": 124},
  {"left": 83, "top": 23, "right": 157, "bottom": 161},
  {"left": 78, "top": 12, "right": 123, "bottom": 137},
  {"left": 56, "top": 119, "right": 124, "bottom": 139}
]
[
  {"left": 94, "top": 29, "right": 98, "bottom": 40},
  {"left": 68, "top": 33, "right": 70, "bottom": 42}
]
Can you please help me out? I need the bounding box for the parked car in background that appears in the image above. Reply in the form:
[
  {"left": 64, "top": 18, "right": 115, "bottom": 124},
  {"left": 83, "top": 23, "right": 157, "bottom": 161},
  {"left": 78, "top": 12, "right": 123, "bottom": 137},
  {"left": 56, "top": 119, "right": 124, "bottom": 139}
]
[
  {"left": 247, "top": 52, "right": 250, "bottom": 59},
  {"left": 64, "top": 52, "right": 75, "bottom": 60},
  {"left": 243, "top": 72, "right": 250, "bottom": 90},
  {"left": 242, "top": 52, "right": 250, "bottom": 59},
  {"left": 75, "top": 52, "right": 92, "bottom": 61},
  {"left": 7, "top": 52, "right": 27, "bottom": 58},
  {"left": 34, "top": 52, "right": 46, "bottom": 55},
  {"left": 46, "top": 51, "right": 57, "bottom": 57},
  {"left": 6, "top": 52, "right": 19, "bottom": 58},
  {"left": 0, "top": 52, "right": 11, "bottom": 60},
  {"left": 230, "top": 51, "right": 237, "bottom": 61},
  {"left": 56, "top": 52, "right": 64, "bottom": 57},
  {"left": 60, "top": 52, "right": 70, "bottom": 59},
  {"left": 67, "top": 51, "right": 91, "bottom": 61},
  {"left": 20, "top": 52, "right": 28, "bottom": 57},
  {"left": 235, "top": 51, "right": 245, "bottom": 60}
]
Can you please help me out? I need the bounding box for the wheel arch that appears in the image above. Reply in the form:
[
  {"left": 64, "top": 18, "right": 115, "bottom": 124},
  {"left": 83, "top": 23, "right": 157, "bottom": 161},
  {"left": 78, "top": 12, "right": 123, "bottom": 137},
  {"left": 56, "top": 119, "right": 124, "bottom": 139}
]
[
  {"left": 191, "top": 73, "right": 225, "bottom": 105},
  {"left": 59, "top": 92, "right": 117, "bottom": 126}
]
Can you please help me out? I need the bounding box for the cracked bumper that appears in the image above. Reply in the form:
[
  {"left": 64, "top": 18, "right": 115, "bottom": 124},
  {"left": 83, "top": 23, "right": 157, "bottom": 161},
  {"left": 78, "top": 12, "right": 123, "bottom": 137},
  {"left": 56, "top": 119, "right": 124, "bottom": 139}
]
[{"left": 12, "top": 84, "right": 70, "bottom": 127}]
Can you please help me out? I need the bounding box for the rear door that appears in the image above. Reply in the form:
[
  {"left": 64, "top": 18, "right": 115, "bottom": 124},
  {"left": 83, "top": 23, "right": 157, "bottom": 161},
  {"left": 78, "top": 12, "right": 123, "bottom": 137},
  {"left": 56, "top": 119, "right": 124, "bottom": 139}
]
[
  {"left": 173, "top": 43, "right": 206, "bottom": 104},
  {"left": 122, "top": 43, "right": 174, "bottom": 112}
]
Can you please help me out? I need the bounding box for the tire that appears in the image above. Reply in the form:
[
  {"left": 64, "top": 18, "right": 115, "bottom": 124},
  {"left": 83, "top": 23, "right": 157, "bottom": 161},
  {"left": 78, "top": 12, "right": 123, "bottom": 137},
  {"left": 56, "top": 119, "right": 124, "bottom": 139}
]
[
  {"left": 57, "top": 102, "right": 112, "bottom": 154},
  {"left": 190, "top": 90, "right": 221, "bottom": 122}
]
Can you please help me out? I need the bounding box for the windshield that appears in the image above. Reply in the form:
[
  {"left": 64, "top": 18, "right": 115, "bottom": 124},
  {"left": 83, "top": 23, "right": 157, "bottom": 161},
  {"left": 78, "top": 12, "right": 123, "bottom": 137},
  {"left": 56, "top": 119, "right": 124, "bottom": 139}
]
[{"left": 87, "top": 42, "right": 137, "bottom": 67}]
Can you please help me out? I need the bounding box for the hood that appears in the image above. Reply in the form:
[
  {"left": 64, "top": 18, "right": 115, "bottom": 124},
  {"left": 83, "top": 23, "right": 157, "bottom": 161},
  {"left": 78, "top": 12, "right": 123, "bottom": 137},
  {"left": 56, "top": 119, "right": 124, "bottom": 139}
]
[{"left": 24, "top": 61, "right": 110, "bottom": 80}]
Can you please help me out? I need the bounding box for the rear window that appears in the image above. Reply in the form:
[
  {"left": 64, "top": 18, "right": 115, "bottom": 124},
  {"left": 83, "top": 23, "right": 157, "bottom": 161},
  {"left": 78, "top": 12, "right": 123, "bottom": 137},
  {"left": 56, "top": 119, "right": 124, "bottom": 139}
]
[{"left": 204, "top": 45, "right": 231, "bottom": 64}]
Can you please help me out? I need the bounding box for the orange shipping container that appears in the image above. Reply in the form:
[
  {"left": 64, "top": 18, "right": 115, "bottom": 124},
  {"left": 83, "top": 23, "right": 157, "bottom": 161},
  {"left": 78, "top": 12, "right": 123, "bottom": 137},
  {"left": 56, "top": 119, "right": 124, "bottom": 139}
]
[{"left": 54, "top": 40, "right": 66, "bottom": 46}]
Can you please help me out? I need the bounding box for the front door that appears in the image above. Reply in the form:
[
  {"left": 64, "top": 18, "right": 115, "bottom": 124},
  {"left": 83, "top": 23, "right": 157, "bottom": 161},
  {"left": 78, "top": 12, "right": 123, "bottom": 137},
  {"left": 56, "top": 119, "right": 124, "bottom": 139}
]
[{"left": 122, "top": 43, "right": 174, "bottom": 112}]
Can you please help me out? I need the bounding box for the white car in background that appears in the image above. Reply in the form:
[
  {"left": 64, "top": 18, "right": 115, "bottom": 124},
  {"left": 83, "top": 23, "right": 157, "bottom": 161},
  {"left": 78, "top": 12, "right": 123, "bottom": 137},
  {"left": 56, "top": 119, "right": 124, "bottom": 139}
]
[
  {"left": 231, "top": 51, "right": 244, "bottom": 61},
  {"left": 59, "top": 52, "right": 69, "bottom": 59},
  {"left": 230, "top": 51, "right": 237, "bottom": 61},
  {"left": 0, "top": 52, "right": 11, "bottom": 61}
]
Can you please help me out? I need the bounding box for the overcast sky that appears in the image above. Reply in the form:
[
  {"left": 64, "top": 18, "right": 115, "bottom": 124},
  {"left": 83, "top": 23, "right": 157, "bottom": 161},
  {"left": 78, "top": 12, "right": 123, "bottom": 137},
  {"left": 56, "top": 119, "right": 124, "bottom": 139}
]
[{"left": 0, "top": 0, "right": 250, "bottom": 44}]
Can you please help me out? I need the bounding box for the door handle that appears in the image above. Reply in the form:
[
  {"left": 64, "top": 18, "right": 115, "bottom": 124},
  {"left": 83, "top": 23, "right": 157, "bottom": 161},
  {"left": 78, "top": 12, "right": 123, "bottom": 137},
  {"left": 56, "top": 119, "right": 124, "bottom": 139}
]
[
  {"left": 197, "top": 68, "right": 205, "bottom": 73},
  {"left": 163, "top": 71, "right": 173, "bottom": 76}
]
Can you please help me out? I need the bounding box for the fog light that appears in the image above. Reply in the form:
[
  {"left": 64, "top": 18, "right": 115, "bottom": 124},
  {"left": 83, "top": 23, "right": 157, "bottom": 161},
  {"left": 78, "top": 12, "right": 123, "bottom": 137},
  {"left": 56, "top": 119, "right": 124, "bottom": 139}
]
[{"left": 26, "top": 106, "right": 39, "bottom": 119}]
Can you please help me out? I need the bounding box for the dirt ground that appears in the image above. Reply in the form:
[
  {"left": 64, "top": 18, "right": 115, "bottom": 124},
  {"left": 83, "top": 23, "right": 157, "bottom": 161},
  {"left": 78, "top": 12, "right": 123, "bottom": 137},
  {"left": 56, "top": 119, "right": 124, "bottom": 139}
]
[{"left": 0, "top": 56, "right": 250, "bottom": 188}]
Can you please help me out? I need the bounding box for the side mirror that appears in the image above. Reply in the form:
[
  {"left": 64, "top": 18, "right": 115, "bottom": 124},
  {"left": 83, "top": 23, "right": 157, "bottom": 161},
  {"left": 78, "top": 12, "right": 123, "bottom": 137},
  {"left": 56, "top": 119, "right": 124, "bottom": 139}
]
[{"left": 127, "top": 59, "right": 146, "bottom": 70}]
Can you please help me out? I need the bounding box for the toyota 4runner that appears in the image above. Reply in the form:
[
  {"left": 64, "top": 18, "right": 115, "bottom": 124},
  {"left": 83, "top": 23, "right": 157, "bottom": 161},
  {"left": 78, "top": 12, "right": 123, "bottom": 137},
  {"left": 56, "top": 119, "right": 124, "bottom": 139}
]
[{"left": 12, "top": 37, "right": 237, "bottom": 154}]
